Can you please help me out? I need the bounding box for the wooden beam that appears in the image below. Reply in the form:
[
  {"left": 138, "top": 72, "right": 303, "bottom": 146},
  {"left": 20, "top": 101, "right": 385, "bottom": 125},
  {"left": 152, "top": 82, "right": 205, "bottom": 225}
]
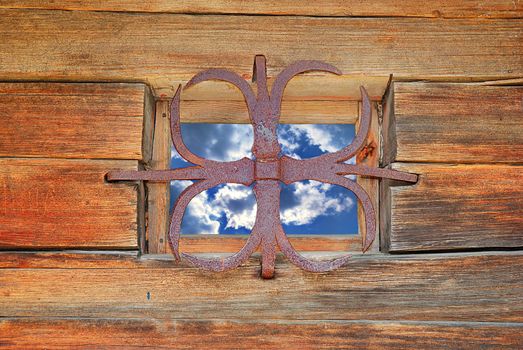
[
  {"left": 385, "top": 83, "right": 523, "bottom": 164},
  {"left": 146, "top": 100, "right": 171, "bottom": 254},
  {"left": 0, "top": 251, "right": 140, "bottom": 269},
  {"left": 178, "top": 234, "right": 362, "bottom": 253},
  {"left": 169, "top": 75, "right": 389, "bottom": 101},
  {"left": 0, "top": 83, "right": 147, "bottom": 160},
  {"left": 0, "top": 252, "right": 521, "bottom": 321},
  {"left": 1, "top": 318, "right": 521, "bottom": 349},
  {"left": 0, "top": 158, "right": 138, "bottom": 249},
  {"left": 180, "top": 100, "right": 359, "bottom": 124},
  {"left": 0, "top": 11, "right": 520, "bottom": 86},
  {"left": 1, "top": 1, "right": 521, "bottom": 18},
  {"left": 382, "top": 163, "right": 523, "bottom": 252},
  {"left": 357, "top": 103, "right": 380, "bottom": 252}
]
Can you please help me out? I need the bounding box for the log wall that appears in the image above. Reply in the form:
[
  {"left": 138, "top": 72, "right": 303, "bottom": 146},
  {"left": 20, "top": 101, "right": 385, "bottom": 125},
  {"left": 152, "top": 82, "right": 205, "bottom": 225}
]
[{"left": 0, "top": 2, "right": 521, "bottom": 348}]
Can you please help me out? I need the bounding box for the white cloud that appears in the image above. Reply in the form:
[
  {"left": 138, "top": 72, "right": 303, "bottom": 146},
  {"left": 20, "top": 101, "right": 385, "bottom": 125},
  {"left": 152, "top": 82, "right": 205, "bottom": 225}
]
[
  {"left": 172, "top": 182, "right": 256, "bottom": 234},
  {"left": 172, "top": 180, "right": 355, "bottom": 234},
  {"left": 277, "top": 125, "right": 302, "bottom": 159},
  {"left": 280, "top": 181, "right": 354, "bottom": 226},
  {"left": 172, "top": 124, "right": 253, "bottom": 162},
  {"left": 212, "top": 184, "right": 257, "bottom": 230},
  {"left": 171, "top": 180, "right": 221, "bottom": 234},
  {"left": 170, "top": 124, "right": 357, "bottom": 234},
  {"left": 285, "top": 125, "right": 340, "bottom": 153}
]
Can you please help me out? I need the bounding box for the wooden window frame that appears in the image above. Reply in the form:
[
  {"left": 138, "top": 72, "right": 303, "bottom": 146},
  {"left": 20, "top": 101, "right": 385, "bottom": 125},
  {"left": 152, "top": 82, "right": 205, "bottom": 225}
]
[{"left": 143, "top": 76, "right": 390, "bottom": 256}]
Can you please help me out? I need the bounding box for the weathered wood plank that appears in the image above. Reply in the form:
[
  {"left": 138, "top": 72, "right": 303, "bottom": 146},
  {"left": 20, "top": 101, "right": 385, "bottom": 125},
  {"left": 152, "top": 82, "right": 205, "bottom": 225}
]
[
  {"left": 383, "top": 163, "right": 523, "bottom": 252},
  {"left": 0, "top": 158, "right": 138, "bottom": 249},
  {"left": 385, "top": 83, "right": 523, "bottom": 164},
  {"left": 0, "top": 252, "right": 140, "bottom": 269},
  {"left": 181, "top": 100, "right": 359, "bottom": 124},
  {"left": 141, "top": 85, "right": 156, "bottom": 164},
  {"left": 179, "top": 234, "right": 362, "bottom": 253},
  {"left": 357, "top": 103, "right": 380, "bottom": 252},
  {"left": 1, "top": 0, "right": 521, "bottom": 18},
  {"left": 0, "top": 83, "right": 147, "bottom": 160},
  {"left": 0, "top": 10, "right": 520, "bottom": 86},
  {"left": 0, "top": 252, "right": 521, "bottom": 321},
  {"left": 164, "top": 75, "right": 389, "bottom": 101},
  {"left": 146, "top": 100, "right": 171, "bottom": 254},
  {"left": 0, "top": 318, "right": 521, "bottom": 350}
]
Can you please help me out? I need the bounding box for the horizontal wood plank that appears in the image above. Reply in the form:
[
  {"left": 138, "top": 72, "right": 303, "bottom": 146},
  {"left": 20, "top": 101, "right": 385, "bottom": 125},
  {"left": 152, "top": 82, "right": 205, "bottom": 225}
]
[
  {"left": 382, "top": 163, "right": 523, "bottom": 252},
  {"left": 1, "top": 1, "right": 521, "bottom": 18},
  {"left": 0, "top": 83, "right": 147, "bottom": 160},
  {"left": 0, "top": 158, "right": 138, "bottom": 249},
  {"left": 0, "top": 252, "right": 140, "bottom": 269},
  {"left": 181, "top": 100, "right": 359, "bottom": 124},
  {"left": 387, "top": 83, "right": 523, "bottom": 164},
  {"left": 0, "top": 252, "right": 521, "bottom": 321},
  {"left": 0, "top": 10, "right": 520, "bottom": 87},
  {"left": 166, "top": 75, "right": 389, "bottom": 101},
  {"left": 0, "top": 318, "right": 521, "bottom": 349},
  {"left": 179, "top": 234, "right": 362, "bottom": 253}
]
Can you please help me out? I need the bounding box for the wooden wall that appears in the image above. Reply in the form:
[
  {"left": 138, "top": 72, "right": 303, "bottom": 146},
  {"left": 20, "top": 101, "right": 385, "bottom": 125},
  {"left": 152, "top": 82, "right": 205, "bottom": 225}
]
[{"left": 0, "top": 2, "right": 522, "bottom": 349}]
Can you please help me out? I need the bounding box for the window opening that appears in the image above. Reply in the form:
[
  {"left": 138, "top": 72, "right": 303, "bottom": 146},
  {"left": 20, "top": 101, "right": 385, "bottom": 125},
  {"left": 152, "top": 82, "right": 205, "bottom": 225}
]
[{"left": 170, "top": 124, "right": 358, "bottom": 235}]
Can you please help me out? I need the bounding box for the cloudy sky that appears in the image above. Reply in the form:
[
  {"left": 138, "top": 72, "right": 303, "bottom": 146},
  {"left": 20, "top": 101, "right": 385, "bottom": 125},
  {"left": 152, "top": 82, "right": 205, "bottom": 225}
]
[{"left": 170, "top": 124, "right": 358, "bottom": 235}]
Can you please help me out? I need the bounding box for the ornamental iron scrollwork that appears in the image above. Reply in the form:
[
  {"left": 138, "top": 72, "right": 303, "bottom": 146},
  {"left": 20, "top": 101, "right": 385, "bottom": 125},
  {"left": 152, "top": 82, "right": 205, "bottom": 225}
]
[{"left": 107, "top": 56, "right": 417, "bottom": 278}]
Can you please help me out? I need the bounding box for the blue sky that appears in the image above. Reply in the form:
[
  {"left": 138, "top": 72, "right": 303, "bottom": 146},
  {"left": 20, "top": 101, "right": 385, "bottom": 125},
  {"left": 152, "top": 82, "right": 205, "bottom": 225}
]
[{"left": 170, "top": 124, "right": 358, "bottom": 235}]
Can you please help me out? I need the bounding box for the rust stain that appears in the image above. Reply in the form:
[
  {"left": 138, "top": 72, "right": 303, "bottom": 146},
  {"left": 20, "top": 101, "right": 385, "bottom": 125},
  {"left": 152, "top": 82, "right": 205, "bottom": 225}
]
[
  {"left": 107, "top": 56, "right": 417, "bottom": 278},
  {"left": 356, "top": 141, "right": 377, "bottom": 163}
]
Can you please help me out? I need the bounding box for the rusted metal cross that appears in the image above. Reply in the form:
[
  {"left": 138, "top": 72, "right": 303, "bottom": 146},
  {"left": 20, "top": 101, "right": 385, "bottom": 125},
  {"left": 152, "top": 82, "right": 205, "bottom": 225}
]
[{"left": 107, "top": 55, "right": 417, "bottom": 278}]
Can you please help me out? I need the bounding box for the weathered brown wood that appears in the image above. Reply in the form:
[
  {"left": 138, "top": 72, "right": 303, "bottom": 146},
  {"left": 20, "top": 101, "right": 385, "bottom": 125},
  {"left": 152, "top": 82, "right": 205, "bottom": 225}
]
[
  {"left": 357, "top": 103, "right": 380, "bottom": 252},
  {"left": 0, "top": 11, "right": 520, "bottom": 86},
  {"left": 141, "top": 85, "right": 156, "bottom": 164},
  {"left": 383, "top": 163, "right": 523, "bottom": 252},
  {"left": 0, "top": 318, "right": 521, "bottom": 350},
  {"left": 164, "top": 75, "right": 389, "bottom": 101},
  {"left": 0, "top": 83, "right": 146, "bottom": 160},
  {"left": 0, "top": 252, "right": 140, "bottom": 269},
  {"left": 181, "top": 100, "right": 359, "bottom": 124},
  {"left": 179, "top": 234, "right": 362, "bottom": 253},
  {"left": 386, "top": 83, "right": 523, "bottom": 164},
  {"left": 146, "top": 100, "right": 171, "bottom": 254},
  {"left": 380, "top": 87, "right": 395, "bottom": 251},
  {"left": 1, "top": 0, "right": 521, "bottom": 18},
  {"left": 0, "top": 158, "right": 138, "bottom": 249},
  {"left": 0, "top": 252, "right": 521, "bottom": 321},
  {"left": 380, "top": 83, "right": 397, "bottom": 167}
]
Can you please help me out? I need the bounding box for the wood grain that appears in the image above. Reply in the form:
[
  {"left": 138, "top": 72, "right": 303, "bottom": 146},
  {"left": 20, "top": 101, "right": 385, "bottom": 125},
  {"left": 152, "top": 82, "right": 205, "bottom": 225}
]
[
  {"left": 0, "top": 252, "right": 521, "bottom": 321},
  {"left": 141, "top": 85, "right": 156, "bottom": 164},
  {"left": 383, "top": 163, "right": 523, "bottom": 252},
  {"left": 0, "top": 10, "right": 520, "bottom": 85},
  {"left": 0, "top": 252, "right": 140, "bottom": 269},
  {"left": 165, "top": 75, "right": 389, "bottom": 101},
  {"left": 0, "top": 158, "right": 138, "bottom": 249},
  {"left": 388, "top": 83, "right": 523, "bottom": 164},
  {"left": 357, "top": 103, "right": 380, "bottom": 252},
  {"left": 181, "top": 100, "right": 359, "bottom": 124},
  {"left": 179, "top": 234, "right": 362, "bottom": 253},
  {"left": 1, "top": 0, "right": 521, "bottom": 18},
  {"left": 0, "top": 318, "right": 521, "bottom": 350},
  {"left": 0, "top": 83, "right": 146, "bottom": 160},
  {"left": 146, "top": 100, "right": 171, "bottom": 254}
]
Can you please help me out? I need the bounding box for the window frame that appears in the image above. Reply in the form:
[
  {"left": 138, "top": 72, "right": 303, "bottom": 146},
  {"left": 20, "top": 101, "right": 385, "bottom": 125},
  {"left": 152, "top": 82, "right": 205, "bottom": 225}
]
[{"left": 142, "top": 77, "right": 387, "bottom": 257}]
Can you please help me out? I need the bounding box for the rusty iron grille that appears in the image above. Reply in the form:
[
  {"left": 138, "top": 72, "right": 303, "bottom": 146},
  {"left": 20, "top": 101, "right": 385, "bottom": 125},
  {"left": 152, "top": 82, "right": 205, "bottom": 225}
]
[{"left": 107, "top": 55, "right": 417, "bottom": 278}]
